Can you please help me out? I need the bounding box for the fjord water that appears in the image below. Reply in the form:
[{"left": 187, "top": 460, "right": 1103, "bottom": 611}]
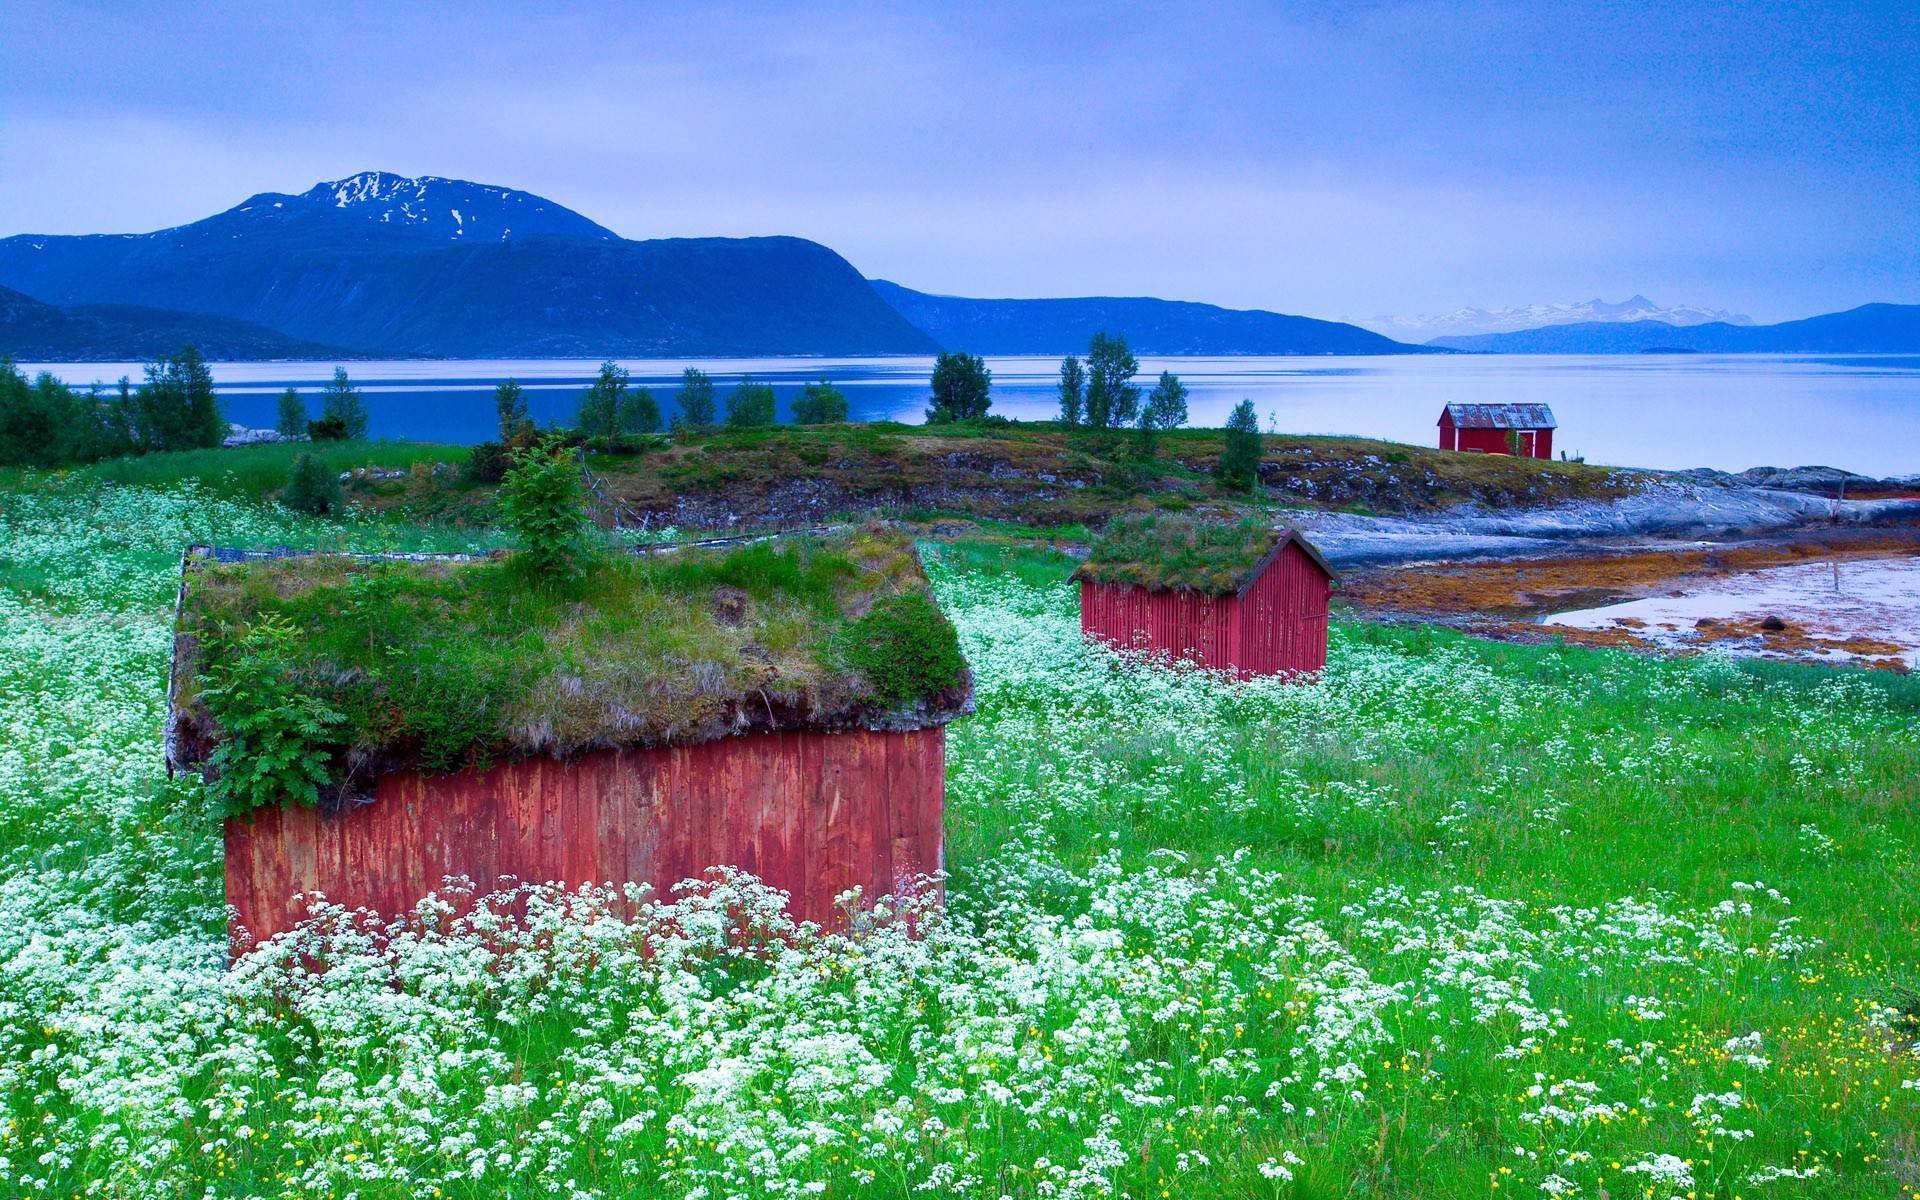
[{"left": 25, "top": 353, "right": 1920, "bottom": 476}]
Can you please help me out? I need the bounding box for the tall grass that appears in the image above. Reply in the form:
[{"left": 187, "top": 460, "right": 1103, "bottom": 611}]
[
  {"left": 0, "top": 489, "right": 1913, "bottom": 1198},
  {"left": 75, "top": 439, "right": 469, "bottom": 501}
]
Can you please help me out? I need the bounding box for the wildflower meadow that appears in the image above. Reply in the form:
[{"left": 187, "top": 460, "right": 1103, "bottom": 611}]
[{"left": 1, "top": 478, "right": 1916, "bottom": 1199}]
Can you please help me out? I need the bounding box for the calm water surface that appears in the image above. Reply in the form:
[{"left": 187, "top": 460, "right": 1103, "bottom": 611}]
[{"left": 23, "top": 354, "right": 1920, "bottom": 476}]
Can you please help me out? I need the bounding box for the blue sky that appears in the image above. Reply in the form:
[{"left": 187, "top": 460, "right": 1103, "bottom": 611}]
[{"left": 1, "top": 1, "right": 1913, "bottom": 323}]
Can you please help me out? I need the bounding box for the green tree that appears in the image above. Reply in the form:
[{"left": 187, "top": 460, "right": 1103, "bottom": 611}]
[
  {"left": 792, "top": 379, "right": 848, "bottom": 424},
  {"left": 577, "top": 360, "right": 628, "bottom": 438},
  {"left": 494, "top": 378, "right": 531, "bottom": 442},
  {"left": 281, "top": 452, "right": 341, "bottom": 515},
  {"left": 318, "top": 367, "right": 368, "bottom": 440},
  {"left": 0, "top": 362, "right": 127, "bottom": 467},
  {"left": 1505, "top": 428, "right": 1524, "bottom": 456},
  {"left": 618, "top": 386, "right": 661, "bottom": 434},
  {"left": 133, "top": 345, "right": 225, "bottom": 451},
  {"left": 1216, "top": 399, "right": 1263, "bottom": 492},
  {"left": 675, "top": 367, "right": 717, "bottom": 430},
  {"left": 926, "top": 351, "right": 992, "bottom": 423},
  {"left": 1136, "top": 370, "right": 1189, "bottom": 456},
  {"left": 499, "top": 438, "right": 595, "bottom": 586},
  {"left": 275, "top": 388, "right": 308, "bottom": 438},
  {"left": 1057, "top": 356, "right": 1085, "bottom": 427},
  {"left": 1084, "top": 333, "right": 1139, "bottom": 430},
  {"left": 725, "top": 376, "right": 777, "bottom": 428}
]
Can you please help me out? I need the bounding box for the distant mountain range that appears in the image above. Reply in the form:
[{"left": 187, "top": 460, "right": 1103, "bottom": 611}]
[
  {"left": 0, "top": 284, "right": 351, "bottom": 361},
  {"left": 0, "top": 172, "right": 936, "bottom": 358},
  {"left": 0, "top": 171, "right": 1429, "bottom": 360},
  {"left": 1429, "top": 303, "right": 1920, "bottom": 353},
  {"left": 868, "top": 279, "right": 1420, "bottom": 356},
  {"left": 1358, "top": 295, "right": 1755, "bottom": 341},
  {"left": 2, "top": 173, "right": 1912, "bottom": 362}
]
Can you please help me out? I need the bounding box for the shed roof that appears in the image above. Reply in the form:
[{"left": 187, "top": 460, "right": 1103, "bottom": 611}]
[
  {"left": 1439, "top": 402, "right": 1558, "bottom": 430},
  {"left": 1074, "top": 514, "right": 1336, "bottom": 597},
  {"left": 166, "top": 526, "right": 972, "bottom": 805}
]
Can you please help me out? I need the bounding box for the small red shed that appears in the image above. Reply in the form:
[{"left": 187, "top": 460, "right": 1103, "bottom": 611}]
[
  {"left": 1437, "top": 402, "right": 1556, "bottom": 458},
  {"left": 165, "top": 530, "right": 973, "bottom": 950},
  {"left": 1076, "top": 515, "right": 1335, "bottom": 678}
]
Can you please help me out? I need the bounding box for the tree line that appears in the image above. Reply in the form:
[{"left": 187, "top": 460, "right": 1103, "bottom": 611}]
[{"left": 0, "top": 346, "right": 379, "bottom": 470}]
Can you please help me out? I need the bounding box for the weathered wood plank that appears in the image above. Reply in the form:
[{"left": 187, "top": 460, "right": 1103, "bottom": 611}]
[{"left": 224, "top": 729, "right": 947, "bottom": 949}]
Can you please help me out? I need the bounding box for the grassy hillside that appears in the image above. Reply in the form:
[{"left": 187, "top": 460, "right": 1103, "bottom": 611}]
[
  {"left": 591, "top": 421, "right": 1636, "bottom": 529},
  {"left": 0, "top": 476, "right": 1913, "bottom": 1198}
]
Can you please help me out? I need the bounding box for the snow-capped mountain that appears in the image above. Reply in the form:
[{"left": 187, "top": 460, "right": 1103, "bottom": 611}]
[
  {"left": 171, "top": 170, "right": 620, "bottom": 245},
  {"left": 1355, "top": 296, "right": 1755, "bottom": 341},
  {"left": 0, "top": 172, "right": 934, "bottom": 356}
]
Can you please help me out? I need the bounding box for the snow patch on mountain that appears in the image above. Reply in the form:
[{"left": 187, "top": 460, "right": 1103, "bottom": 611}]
[{"left": 1354, "top": 296, "right": 1754, "bottom": 341}]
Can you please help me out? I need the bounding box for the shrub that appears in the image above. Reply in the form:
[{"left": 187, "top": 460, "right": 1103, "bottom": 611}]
[
  {"left": 198, "top": 615, "right": 345, "bottom": 815},
  {"left": 280, "top": 452, "right": 341, "bottom": 515},
  {"left": 726, "top": 377, "right": 777, "bottom": 428},
  {"left": 499, "top": 438, "right": 595, "bottom": 585},
  {"left": 792, "top": 379, "right": 848, "bottom": 424},
  {"left": 466, "top": 440, "right": 512, "bottom": 483},
  {"left": 306, "top": 414, "right": 349, "bottom": 441},
  {"left": 840, "top": 591, "right": 966, "bottom": 706}
]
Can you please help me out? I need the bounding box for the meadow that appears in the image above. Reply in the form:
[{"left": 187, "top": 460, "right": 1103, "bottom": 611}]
[{"left": 0, "top": 476, "right": 1916, "bottom": 1199}]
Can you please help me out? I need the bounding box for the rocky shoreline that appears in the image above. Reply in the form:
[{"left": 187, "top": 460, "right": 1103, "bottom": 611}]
[{"left": 1294, "top": 477, "right": 1920, "bottom": 568}]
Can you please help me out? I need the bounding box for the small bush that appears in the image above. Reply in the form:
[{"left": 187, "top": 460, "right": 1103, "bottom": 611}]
[
  {"left": 281, "top": 452, "right": 340, "bottom": 515},
  {"left": 792, "top": 380, "right": 848, "bottom": 424},
  {"left": 499, "top": 438, "right": 596, "bottom": 585},
  {"left": 466, "top": 440, "right": 512, "bottom": 483},
  {"left": 726, "top": 378, "right": 777, "bottom": 428},
  {"left": 306, "top": 414, "right": 349, "bottom": 442},
  {"left": 198, "top": 615, "right": 345, "bottom": 816},
  {"left": 840, "top": 591, "right": 966, "bottom": 706}
]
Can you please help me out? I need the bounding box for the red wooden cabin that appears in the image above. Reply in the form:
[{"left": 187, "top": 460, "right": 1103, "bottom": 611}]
[
  {"left": 1437, "top": 402, "right": 1556, "bottom": 458},
  {"left": 1076, "top": 520, "right": 1335, "bottom": 678},
  {"left": 165, "top": 535, "right": 971, "bottom": 950}
]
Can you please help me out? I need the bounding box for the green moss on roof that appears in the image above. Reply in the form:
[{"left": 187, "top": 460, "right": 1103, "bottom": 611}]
[
  {"left": 1076, "top": 514, "right": 1296, "bottom": 596},
  {"left": 168, "top": 527, "right": 971, "bottom": 810}
]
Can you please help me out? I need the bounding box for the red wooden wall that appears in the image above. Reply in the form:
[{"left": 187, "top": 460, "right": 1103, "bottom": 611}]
[
  {"left": 225, "top": 727, "right": 945, "bottom": 948},
  {"left": 1080, "top": 541, "right": 1329, "bottom": 677},
  {"left": 1438, "top": 413, "right": 1552, "bottom": 459}
]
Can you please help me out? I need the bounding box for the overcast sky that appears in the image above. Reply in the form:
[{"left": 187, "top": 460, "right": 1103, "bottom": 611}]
[{"left": 2, "top": 1, "right": 1914, "bottom": 323}]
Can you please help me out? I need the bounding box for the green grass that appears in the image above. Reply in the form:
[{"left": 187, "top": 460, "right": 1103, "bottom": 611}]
[
  {"left": 1079, "top": 511, "right": 1282, "bottom": 593},
  {"left": 1, "top": 484, "right": 1914, "bottom": 1199},
  {"left": 74, "top": 439, "right": 469, "bottom": 502}
]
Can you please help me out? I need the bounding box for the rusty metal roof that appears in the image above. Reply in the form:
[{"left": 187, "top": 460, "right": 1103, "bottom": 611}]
[{"left": 1439, "top": 402, "right": 1557, "bottom": 430}]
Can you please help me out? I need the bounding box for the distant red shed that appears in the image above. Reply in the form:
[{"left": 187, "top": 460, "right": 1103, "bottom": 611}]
[
  {"left": 1437, "top": 402, "right": 1556, "bottom": 459},
  {"left": 1076, "top": 517, "right": 1335, "bottom": 678}
]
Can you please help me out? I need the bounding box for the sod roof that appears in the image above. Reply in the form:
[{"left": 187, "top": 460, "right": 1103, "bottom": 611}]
[
  {"left": 166, "top": 526, "right": 972, "bottom": 806},
  {"left": 1074, "top": 514, "right": 1335, "bottom": 596}
]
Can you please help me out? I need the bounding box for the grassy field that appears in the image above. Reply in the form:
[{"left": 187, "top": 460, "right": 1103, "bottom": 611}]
[{"left": 1, "top": 477, "right": 1916, "bottom": 1199}]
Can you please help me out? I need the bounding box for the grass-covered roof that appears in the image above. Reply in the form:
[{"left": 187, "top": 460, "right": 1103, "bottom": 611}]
[
  {"left": 168, "top": 526, "right": 972, "bottom": 812},
  {"left": 1075, "top": 514, "right": 1333, "bottom": 596}
]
